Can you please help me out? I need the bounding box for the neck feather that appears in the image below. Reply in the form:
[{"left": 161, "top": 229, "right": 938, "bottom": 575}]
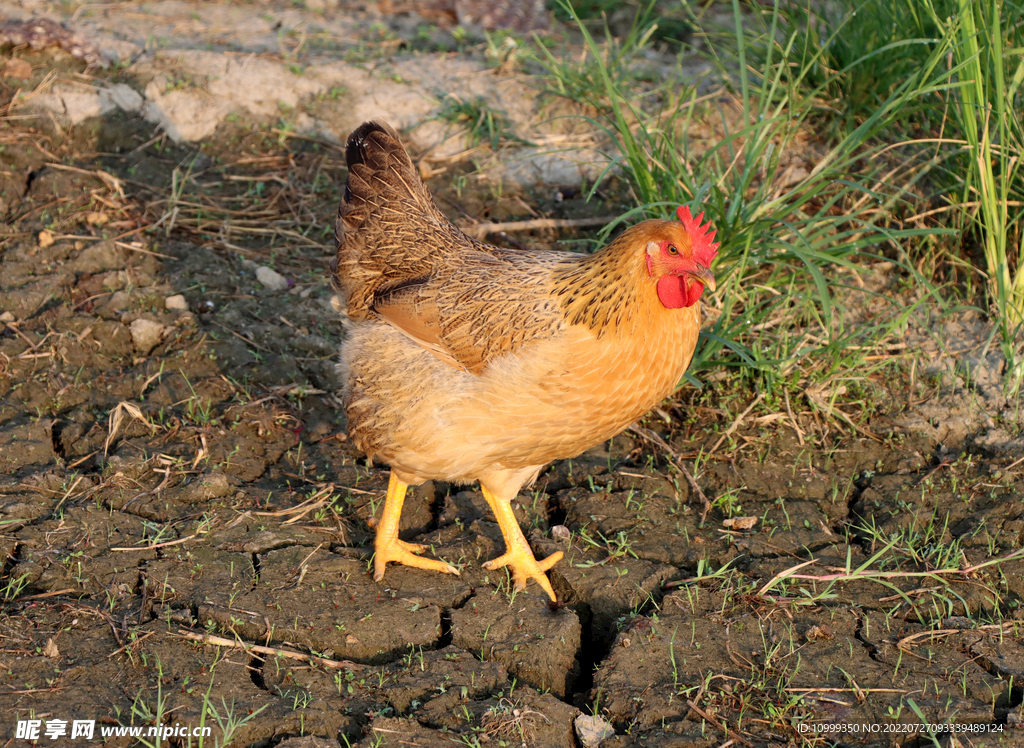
[{"left": 551, "top": 223, "right": 669, "bottom": 337}]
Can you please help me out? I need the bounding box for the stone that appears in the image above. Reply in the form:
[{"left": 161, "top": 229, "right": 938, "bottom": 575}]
[
  {"left": 256, "top": 266, "right": 289, "bottom": 292},
  {"left": 129, "top": 318, "right": 166, "bottom": 355},
  {"left": 164, "top": 294, "right": 189, "bottom": 311},
  {"left": 575, "top": 714, "right": 616, "bottom": 747}
]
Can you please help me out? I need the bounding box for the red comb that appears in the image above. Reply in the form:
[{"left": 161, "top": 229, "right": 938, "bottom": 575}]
[{"left": 676, "top": 205, "right": 720, "bottom": 267}]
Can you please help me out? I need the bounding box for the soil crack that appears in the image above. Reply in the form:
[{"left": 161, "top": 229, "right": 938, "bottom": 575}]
[
  {"left": 852, "top": 612, "right": 882, "bottom": 663},
  {"left": 251, "top": 552, "right": 261, "bottom": 590},
  {"left": 567, "top": 584, "right": 666, "bottom": 711},
  {"left": 546, "top": 488, "right": 567, "bottom": 528},
  {"left": 50, "top": 420, "right": 67, "bottom": 461},
  {"left": 249, "top": 652, "right": 267, "bottom": 691}
]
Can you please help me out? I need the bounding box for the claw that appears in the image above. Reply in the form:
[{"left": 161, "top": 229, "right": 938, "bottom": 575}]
[
  {"left": 484, "top": 548, "right": 563, "bottom": 601},
  {"left": 481, "top": 485, "right": 562, "bottom": 601},
  {"left": 373, "top": 474, "right": 459, "bottom": 583},
  {"left": 374, "top": 538, "right": 459, "bottom": 582}
]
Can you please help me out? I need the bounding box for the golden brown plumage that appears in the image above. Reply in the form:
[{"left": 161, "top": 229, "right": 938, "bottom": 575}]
[{"left": 332, "top": 121, "right": 717, "bottom": 599}]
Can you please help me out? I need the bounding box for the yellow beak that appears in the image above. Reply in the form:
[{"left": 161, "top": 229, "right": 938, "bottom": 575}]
[{"left": 688, "top": 266, "right": 716, "bottom": 293}]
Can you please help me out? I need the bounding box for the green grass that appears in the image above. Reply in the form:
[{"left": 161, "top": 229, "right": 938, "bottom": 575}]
[
  {"left": 744, "top": 0, "right": 955, "bottom": 135},
  {"left": 926, "top": 0, "right": 1024, "bottom": 352},
  {"left": 433, "top": 93, "right": 525, "bottom": 150},
  {"left": 740, "top": 0, "right": 1024, "bottom": 368},
  {"left": 549, "top": 0, "right": 692, "bottom": 48},
  {"left": 535, "top": 4, "right": 679, "bottom": 111},
  {"left": 546, "top": 0, "right": 954, "bottom": 396},
  {"left": 126, "top": 659, "right": 267, "bottom": 747}
]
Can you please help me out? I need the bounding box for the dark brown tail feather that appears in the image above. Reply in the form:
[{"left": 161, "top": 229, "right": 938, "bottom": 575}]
[{"left": 332, "top": 121, "right": 469, "bottom": 320}]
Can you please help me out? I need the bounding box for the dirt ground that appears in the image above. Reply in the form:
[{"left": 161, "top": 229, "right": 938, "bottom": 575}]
[{"left": 2, "top": 3, "right": 1024, "bottom": 747}]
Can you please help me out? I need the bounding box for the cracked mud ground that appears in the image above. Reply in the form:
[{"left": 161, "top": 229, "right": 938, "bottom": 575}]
[{"left": 3, "top": 41, "right": 1024, "bottom": 748}]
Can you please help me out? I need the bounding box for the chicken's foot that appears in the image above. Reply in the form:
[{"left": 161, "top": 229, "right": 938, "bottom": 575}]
[
  {"left": 480, "top": 486, "right": 562, "bottom": 601},
  {"left": 374, "top": 473, "right": 458, "bottom": 582}
]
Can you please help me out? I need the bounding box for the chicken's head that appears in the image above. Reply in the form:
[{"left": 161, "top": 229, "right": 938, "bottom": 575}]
[{"left": 644, "top": 206, "right": 719, "bottom": 309}]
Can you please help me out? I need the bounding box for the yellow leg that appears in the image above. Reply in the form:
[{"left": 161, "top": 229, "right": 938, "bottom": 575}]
[
  {"left": 374, "top": 473, "right": 458, "bottom": 582},
  {"left": 480, "top": 486, "right": 563, "bottom": 601}
]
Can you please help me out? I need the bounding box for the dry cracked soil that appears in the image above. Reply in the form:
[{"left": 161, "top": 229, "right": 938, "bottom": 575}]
[{"left": 2, "top": 2, "right": 1024, "bottom": 747}]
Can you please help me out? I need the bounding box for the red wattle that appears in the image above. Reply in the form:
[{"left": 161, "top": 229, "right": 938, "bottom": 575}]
[{"left": 657, "top": 275, "right": 703, "bottom": 308}]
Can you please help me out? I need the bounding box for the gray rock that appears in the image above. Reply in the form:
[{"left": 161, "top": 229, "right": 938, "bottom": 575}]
[
  {"left": 256, "top": 266, "right": 289, "bottom": 292},
  {"left": 164, "top": 294, "right": 189, "bottom": 311},
  {"left": 129, "top": 318, "right": 166, "bottom": 355},
  {"left": 575, "top": 714, "right": 616, "bottom": 747}
]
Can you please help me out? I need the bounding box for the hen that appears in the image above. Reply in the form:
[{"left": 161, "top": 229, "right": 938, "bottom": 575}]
[{"left": 332, "top": 121, "right": 717, "bottom": 601}]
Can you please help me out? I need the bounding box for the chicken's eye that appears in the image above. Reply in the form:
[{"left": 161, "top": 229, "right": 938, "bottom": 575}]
[{"left": 666, "top": 244, "right": 679, "bottom": 255}]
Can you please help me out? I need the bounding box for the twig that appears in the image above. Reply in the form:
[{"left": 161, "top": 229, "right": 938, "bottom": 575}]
[
  {"left": 627, "top": 423, "right": 710, "bottom": 522},
  {"left": 709, "top": 393, "right": 765, "bottom": 455},
  {"left": 804, "top": 384, "right": 881, "bottom": 441},
  {"left": 758, "top": 548, "right": 1024, "bottom": 595},
  {"left": 898, "top": 629, "right": 957, "bottom": 652},
  {"left": 2, "top": 320, "right": 38, "bottom": 349},
  {"left": 175, "top": 630, "right": 364, "bottom": 671},
  {"left": 110, "top": 532, "right": 205, "bottom": 551},
  {"left": 783, "top": 388, "right": 804, "bottom": 446},
  {"left": 20, "top": 589, "right": 76, "bottom": 600},
  {"left": 128, "top": 131, "right": 167, "bottom": 155},
  {"left": 45, "top": 163, "right": 124, "bottom": 197},
  {"left": 685, "top": 700, "right": 753, "bottom": 747},
  {"left": 104, "top": 401, "right": 158, "bottom": 456},
  {"left": 269, "top": 128, "right": 343, "bottom": 150},
  {"left": 913, "top": 455, "right": 955, "bottom": 487},
  {"left": 67, "top": 451, "right": 98, "bottom": 469},
  {"left": 786, "top": 687, "right": 907, "bottom": 694},
  {"left": 1003, "top": 454, "right": 1024, "bottom": 473},
  {"left": 52, "top": 475, "right": 84, "bottom": 515},
  {"left": 113, "top": 241, "right": 174, "bottom": 259},
  {"left": 208, "top": 320, "right": 275, "bottom": 353},
  {"left": 107, "top": 630, "right": 156, "bottom": 659}
]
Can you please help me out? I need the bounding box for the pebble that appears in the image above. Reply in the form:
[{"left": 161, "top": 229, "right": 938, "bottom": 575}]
[
  {"left": 129, "top": 318, "right": 166, "bottom": 355},
  {"left": 574, "top": 714, "right": 616, "bottom": 747},
  {"left": 38, "top": 230, "right": 54, "bottom": 248},
  {"left": 256, "top": 265, "right": 289, "bottom": 291},
  {"left": 722, "top": 516, "right": 758, "bottom": 531},
  {"left": 165, "top": 294, "right": 189, "bottom": 311}
]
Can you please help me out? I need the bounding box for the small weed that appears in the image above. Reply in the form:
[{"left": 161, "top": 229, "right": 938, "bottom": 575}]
[
  {"left": 433, "top": 94, "right": 525, "bottom": 150},
  {"left": 480, "top": 697, "right": 548, "bottom": 745},
  {"left": 2, "top": 573, "right": 30, "bottom": 602},
  {"left": 711, "top": 486, "right": 744, "bottom": 518}
]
